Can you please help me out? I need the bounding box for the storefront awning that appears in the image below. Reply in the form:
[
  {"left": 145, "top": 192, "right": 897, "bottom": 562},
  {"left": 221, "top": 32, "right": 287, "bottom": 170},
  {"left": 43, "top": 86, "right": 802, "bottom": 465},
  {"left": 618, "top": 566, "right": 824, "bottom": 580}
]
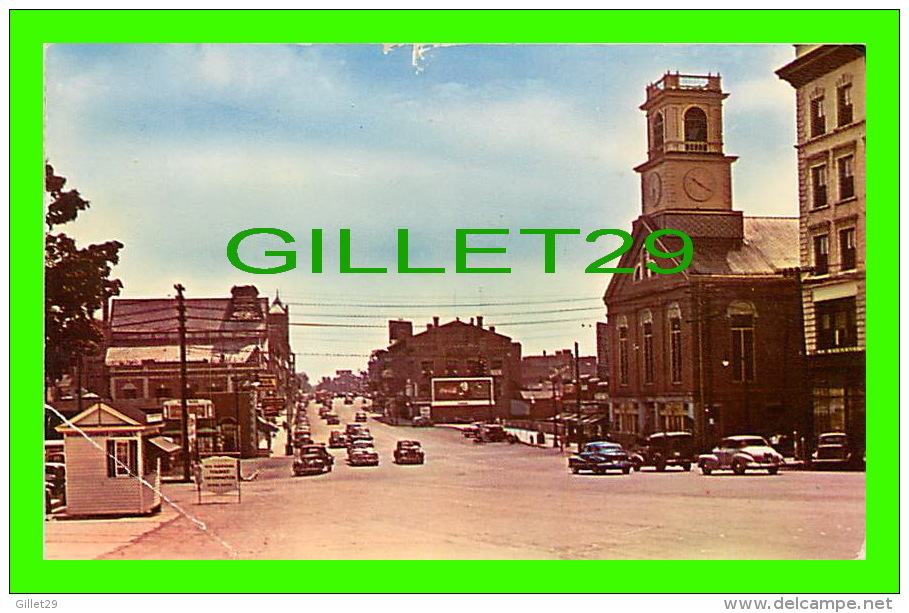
[
  {"left": 257, "top": 417, "right": 280, "bottom": 433},
  {"left": 148, "top": 436, "right": 181, "bottom": 454}
]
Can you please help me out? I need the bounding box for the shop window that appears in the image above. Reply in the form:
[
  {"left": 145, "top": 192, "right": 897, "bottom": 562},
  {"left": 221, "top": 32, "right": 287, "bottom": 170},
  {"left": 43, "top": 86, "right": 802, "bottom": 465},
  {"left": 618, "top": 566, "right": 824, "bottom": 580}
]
[
  {"left": 838, "top": 155, "right": 855, "bottom": 200},
  {"left": 813, "top": 234, "right": 829, "bottom": 275},
  {"left": 811, "top": 164, "right": 828, "bottom": 209},
  {"left": 816, "top": 297, "right": 857, "bottom": 350},
  {"left": 839, "top": 228, "right": 856, "bottom": 271},
  {"left": 837, "top": 84, "right": 853, "bottom": 127},
  {"left": 810, "top": 96, "right": 826, "bottom": 137},
  {"left": 106, "top": 438, "right": 138, "bottom": 478}
]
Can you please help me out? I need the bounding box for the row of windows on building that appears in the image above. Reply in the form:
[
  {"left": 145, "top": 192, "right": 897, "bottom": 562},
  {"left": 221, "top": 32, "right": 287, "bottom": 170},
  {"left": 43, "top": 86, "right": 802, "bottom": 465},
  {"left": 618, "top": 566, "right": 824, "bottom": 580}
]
[
  {"left": 419, "top": 358, "right": 505, "bottom": 378},
  {"left": 810, "top": 153, "right": 856, "bottom": 209},
  {"left": 812, "top": 226, "right": 857, "bottom": 275},
  {"left": 615, "top": 303, "right": 757, "bottom": 388},
  {"left": 809, "top": 82, "right": 854, "bottom": 139}
]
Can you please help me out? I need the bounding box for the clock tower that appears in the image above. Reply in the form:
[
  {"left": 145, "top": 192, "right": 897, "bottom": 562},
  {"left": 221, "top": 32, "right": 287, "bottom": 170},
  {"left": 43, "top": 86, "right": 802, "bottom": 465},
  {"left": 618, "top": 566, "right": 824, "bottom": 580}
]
[{"left": 635, "top": 73, "right": 738, "bottom": 215}]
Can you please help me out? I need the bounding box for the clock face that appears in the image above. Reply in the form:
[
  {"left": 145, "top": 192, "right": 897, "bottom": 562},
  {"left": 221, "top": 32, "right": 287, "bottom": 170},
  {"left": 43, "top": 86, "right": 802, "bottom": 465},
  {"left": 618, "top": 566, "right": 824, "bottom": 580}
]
[
  {"left": 645, "top": 172, "right": 662, "bottom": 206},
  {"left": 683, "top": 167, "right": 716, "bottom": 202}
]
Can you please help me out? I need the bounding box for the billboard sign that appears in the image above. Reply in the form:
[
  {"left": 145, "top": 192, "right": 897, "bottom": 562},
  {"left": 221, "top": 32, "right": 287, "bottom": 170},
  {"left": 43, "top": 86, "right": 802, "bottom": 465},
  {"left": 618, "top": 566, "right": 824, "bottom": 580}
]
[{"left": 431, "top": 377, "right": 494, "bottom": 407}]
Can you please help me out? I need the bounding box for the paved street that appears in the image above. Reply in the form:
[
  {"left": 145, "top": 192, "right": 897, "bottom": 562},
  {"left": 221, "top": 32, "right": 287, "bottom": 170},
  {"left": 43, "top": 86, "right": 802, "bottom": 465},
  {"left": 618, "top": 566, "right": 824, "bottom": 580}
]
[{"left": 93, "top": 398, "right": 865, "bottom": 560}]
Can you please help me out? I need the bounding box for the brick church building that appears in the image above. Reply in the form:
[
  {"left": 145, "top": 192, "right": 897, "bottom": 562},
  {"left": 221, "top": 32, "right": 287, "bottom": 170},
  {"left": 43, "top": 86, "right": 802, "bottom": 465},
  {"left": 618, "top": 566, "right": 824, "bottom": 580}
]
[{"left": 601, "top": 73, "right": 809, "bottom": 450}]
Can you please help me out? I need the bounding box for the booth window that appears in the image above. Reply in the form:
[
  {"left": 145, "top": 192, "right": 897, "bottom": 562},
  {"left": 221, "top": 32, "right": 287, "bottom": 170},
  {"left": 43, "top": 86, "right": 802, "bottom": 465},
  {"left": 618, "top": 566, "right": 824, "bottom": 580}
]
[{"left": 107, "top": 438, "right": 138, "bottom": 477}]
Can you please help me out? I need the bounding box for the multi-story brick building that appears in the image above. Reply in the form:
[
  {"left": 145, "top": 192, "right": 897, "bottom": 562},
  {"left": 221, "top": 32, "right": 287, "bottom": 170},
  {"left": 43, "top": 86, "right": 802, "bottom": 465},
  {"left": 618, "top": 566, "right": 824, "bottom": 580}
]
[
  {"left": 102, "top": 285, "right": 296, "bottom": 456},
  {"left": 601, "top": 72, "right": 808, "bottom": 450},
  {"left": 369, "top": 317, "right": 522, "bottom": 422},
  {"left": 777, "top": 45, "right": 866, "bottom": 453}
]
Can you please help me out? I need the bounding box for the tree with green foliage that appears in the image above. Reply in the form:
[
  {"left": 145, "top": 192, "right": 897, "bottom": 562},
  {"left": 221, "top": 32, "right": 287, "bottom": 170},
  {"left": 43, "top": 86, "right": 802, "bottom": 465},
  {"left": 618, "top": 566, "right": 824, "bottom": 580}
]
[{"left": 45, "top": 164, "right": 124, "bottom": 386}]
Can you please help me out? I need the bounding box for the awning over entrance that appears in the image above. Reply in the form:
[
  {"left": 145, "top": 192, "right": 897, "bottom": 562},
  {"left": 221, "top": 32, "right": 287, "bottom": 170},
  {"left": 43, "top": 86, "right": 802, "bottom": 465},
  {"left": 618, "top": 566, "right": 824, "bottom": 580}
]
[
  {"left": 148, "top": 436, "right": 181, "bottom": 454},
  {"left": 257, "top": 417, "right": 280, "bottom": 433}
]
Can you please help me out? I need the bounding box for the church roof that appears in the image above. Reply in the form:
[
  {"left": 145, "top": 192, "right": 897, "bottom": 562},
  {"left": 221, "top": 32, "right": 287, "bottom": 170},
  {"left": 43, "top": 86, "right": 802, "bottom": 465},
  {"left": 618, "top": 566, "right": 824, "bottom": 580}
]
[{"left": 691, "top": 216, "right": 798, "bottom": 275}]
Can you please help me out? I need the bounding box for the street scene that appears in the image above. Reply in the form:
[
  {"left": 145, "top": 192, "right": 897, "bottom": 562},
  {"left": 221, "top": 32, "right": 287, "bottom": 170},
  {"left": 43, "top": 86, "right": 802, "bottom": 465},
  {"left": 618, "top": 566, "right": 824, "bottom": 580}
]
[
  {"left": 42, "top": 43, "right": 867, "bottom": 562},
  {"left": 48, "top": 396, "right": 865, "bottom": 560}
]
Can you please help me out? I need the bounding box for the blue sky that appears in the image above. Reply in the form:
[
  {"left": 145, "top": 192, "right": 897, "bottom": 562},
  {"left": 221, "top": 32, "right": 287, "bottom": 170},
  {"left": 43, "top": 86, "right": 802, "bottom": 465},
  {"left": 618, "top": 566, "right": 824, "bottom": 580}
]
[{"left": 45, "top": 43, "right": 799, "bottom": 381}]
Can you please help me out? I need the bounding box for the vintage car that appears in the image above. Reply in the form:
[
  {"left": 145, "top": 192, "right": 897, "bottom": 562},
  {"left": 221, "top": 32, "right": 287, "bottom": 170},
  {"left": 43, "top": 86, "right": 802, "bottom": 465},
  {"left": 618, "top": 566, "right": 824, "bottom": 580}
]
[
  {"left": 393, "top": 440, "right": 425, "bottom": 464},
  {"left": 568, "top": 441, "right": 633, "bottom": 475},
  {"left": 345, "top": 423, "right": 365, "bottom": 435},
  {"left": 810, "top": 432, "right": 860, "bottom": 470},
  {"left": 473, "top": 423, "right": 517, "bottom": 444},
  {"left": 293, "top": 426, "right": 313, "bottom": 446},
  {"left": 347, "top": 440, "right": 379, "bottom": 466},
  {"left": 344, "top": 396, "right": 354, "bottom": 405},
  {"left": 630, "top": 431, "right": 695, "bottom": 471},
  {"left": 698, "top": 435, "right": 785, "bottom": 475},
  {"left": 324, "top": 413, "right": 341, "bottom": 425},
  {"left": 411, "top": 415, "right": 433, "bottom": 428},
  {"left": 318, "top": 406, "right": 332, "bottom": 418},
  {"left": 461, "top": 422, "right": 484, "bottom": 438},
  {"left": 45, "top": 462, "right": 66, "bottom": 513},
  {"left": 293, "top": 444, "right": 334, "bottom": 476},
  {"left": 354, "top": 411, "right": 368, "bottom": 422},
  {"left": 328, "top": 430, "right": 348, "bottom": 449}
]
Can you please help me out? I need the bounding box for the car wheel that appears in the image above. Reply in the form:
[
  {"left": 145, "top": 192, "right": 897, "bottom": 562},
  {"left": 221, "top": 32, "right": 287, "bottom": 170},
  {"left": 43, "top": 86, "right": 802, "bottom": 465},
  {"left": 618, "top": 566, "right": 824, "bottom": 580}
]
[
  {"left": 681, "top": 462, "right": 692, "bottom": 471},
  {"left": 700, "top": 464, "right": 712, "bottom": 475},
  {"left": 732, "top": 459, "right": 747, "bottom": 475},
  {"left": 632, "top": 464, "right": 641, "bottom": 472},
  {"left": 655, "top": 461, "right": 666, "bottom": 472},
  {"left": 767, "top": 467, "right": 779, "bottom": 475},
  {"left": 571, "top": 466, "right": 580, "bottom": 474},
  {"left": 622, "top": 466, "right": 631, "bottom": 474}
]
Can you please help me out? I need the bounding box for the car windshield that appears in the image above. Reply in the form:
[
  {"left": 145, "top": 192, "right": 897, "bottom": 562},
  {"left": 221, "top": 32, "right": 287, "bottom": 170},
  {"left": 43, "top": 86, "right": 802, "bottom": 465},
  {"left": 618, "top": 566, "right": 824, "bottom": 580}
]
[
  {"left": 585, "top": 443, "right": 622, "bottom": 453},
  {"left": 819, "top": 434, "right": 847, "bottom": 445},
  {"left": 726, "top": 437, "right": 768, "bottom": 448},
  {"left": 351, "top": 441, "right": 373, "bottom": 449}
]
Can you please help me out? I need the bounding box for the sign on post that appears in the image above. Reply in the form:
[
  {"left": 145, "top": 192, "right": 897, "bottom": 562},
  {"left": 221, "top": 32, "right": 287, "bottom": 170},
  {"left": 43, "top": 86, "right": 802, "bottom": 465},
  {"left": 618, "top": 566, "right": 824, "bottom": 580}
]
[{"left": 196, "top": 455, "right": 241, "bottom": 504}]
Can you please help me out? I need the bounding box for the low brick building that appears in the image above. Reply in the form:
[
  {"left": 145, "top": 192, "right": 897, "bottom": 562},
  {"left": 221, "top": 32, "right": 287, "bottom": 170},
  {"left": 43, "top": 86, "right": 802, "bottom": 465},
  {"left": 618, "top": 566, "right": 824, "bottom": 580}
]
[{"left": 369, "top": 317, "right": 522, "bottom": 422}]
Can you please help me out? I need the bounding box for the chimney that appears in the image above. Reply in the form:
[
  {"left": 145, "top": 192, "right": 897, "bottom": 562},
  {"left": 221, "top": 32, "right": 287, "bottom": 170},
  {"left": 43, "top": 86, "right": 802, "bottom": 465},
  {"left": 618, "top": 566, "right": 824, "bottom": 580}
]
[
  {"left": 389, "top": 320, "right": 413, "bottom": 344},
  {"left": 470, "top": 317, "right": 475, "bottom": 325},
  {"left": 489, "top": 326, "right": 495, "bottom": 333},
  {"left": 432, "top": 316, "right": 440, "bottom": 327},
  {"left": 477, "top": 316, "right": 484, "bottom": 328}
]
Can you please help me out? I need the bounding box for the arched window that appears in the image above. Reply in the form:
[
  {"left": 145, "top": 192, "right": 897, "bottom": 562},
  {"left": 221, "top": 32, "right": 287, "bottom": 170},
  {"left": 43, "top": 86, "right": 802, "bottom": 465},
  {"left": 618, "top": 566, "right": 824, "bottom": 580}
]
[
  {"left": 652, "top": 112, "right": 665, "bottom": 152},
  {"left": 684, "top": 107, "right": 708, "bottom": 151}
]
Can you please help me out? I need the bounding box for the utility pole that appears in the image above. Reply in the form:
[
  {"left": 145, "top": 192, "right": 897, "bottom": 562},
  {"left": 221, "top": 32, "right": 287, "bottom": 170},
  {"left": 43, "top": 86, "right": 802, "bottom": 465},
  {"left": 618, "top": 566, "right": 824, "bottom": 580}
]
[
  {"left": 174, "top": 283, "right": 191, "bottom": 482},
  {"left": 575, "top": 341, "right": 582, "bottom": 454}
]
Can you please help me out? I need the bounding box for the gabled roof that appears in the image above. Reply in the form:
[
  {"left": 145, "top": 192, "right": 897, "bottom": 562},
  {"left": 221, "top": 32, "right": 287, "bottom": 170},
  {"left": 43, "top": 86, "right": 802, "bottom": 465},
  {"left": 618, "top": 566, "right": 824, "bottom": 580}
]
[
  {"left": 693, "top": 217, "right": 799, "bottom": 275},
  {"left": 55, "top": 401, "right": 162, "bottom": 433},
  {"left": 110, "top": 297, "right": 268, "bottom": 333}
]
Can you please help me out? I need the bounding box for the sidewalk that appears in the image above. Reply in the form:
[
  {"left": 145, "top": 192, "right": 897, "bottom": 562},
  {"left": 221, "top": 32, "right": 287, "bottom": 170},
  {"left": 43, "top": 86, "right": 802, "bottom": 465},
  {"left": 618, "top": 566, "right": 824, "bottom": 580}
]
[{"left": 43, "top": 503, "right": 180, "bottom": 560}]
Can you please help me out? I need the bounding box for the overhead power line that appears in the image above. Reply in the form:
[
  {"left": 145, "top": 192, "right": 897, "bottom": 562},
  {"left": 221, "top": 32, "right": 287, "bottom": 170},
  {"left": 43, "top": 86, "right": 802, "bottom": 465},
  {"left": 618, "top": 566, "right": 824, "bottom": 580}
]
[{"left": 285, "top": 296, "right": 600, "bottom": 309}]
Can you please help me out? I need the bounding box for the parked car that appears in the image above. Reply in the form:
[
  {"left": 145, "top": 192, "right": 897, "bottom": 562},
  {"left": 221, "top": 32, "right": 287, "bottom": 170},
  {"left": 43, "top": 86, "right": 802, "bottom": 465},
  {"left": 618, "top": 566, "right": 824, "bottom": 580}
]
[
  {"left": 568, "top": 441, "right": 633, "bottom": 475},
  {"left": 354, "top": 411, "right": 368, "bottom": 422},
  {"left": 45, "top": 462, "right": 66, "bottom": 513},
  {"left": 810, "top": 432, "right": 861, "bottom": 470},
  {"left": 473, "top": 423, "right": 517, "bottom": 444},
  {"left": 462, "top": 423, "right": 483, "bottom": 438},
  {"left": 631, "top": 431, "right": 695, "bottom": 471},
  {"left": 393, "top": 440, "right": 425, "bottom": 464},
  {"left": 345, "top": 423, "right": 366, "bottom": 435},
  {"left": 344, "top": 396, "right": 354, "bottom": 405},
  {"left": 325, "top": 413, "right": 340, "bottom": 425},
  {"left": 293, "top": 444, "right": 334, "bottom": 476},
  {"left": 347, "top": 440, "right": 379, "bottom": 466},
  {"left": 698, "top": 435, "right": 784, "bottom": 475},
  {"left": 347, "top": 427, "right": 372, "bottom": 443},
  {"left": 328, "top": 430, "right": 348, "bottom": 449},
  {"left": 411, "top": 415, "right": 433, "bottom": 428}
]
